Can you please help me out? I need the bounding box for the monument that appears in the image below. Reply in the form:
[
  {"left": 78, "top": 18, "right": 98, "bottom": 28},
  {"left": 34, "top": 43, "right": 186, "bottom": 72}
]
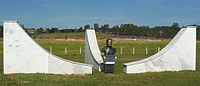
[
  {"left": 85, "top": 29, "right": 104, "bottom": 71},
  {"left": 101, "top": 39, "right": 117, "bottom": 73},
  {"left": 123, "top": 26, "right": 197, "bottom": 73},
  {"left": 85, "top": 30, "right": 117, "bottom": 72},
  {"left": 3, "top": 21, "right": 92, "bottom": 74},
  {"left": 4, "top": 21, "right": 196, "bottom": 74}
]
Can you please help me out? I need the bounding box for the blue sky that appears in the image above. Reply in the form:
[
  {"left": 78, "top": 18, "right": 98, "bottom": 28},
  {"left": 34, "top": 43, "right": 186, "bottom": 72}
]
[{"left": 0, "top": 0, "right": 199, "bottom": 29}]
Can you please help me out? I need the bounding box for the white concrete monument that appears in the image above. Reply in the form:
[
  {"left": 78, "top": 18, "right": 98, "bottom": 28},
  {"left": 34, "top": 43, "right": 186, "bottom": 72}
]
[
  {"left": 124, "top": 26, "right": 196, "bottom": 73},
  {"left": 85, "top": 29, "right": 104, "bottom": 71},
  {"left": 3, "top": 21, "right": 92, "bottom": 74}
]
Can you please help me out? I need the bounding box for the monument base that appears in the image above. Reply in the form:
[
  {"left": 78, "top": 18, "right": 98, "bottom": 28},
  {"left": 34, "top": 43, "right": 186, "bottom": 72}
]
[
  {"left": 102, "top": 55, "right": 117, "bottom": 73},
  {"left": 104, "top": 64, "right": 114, "bottom": 73}
]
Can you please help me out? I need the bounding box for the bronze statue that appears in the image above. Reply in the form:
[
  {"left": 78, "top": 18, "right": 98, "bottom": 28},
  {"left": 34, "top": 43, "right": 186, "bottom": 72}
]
[
  {"left": 101, "top": 39, "right": 117, "bottom": 73},
  {"left": 101, "top": 39, "right": 116, "bottom": 56}
]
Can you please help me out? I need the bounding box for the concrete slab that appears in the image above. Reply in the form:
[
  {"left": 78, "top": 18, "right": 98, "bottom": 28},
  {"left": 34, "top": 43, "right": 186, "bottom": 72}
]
[
  {"left": 124, "top": 26, "right": 196, "bottom": 73},
  {"left": 3, "top": 21, "right": 92, "bottom": 74},
  {"left": 85, "top": 29, "right": 103, "bottom": 71}
]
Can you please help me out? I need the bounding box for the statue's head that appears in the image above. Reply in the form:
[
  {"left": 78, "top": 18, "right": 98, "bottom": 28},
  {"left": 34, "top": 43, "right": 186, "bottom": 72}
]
[{"left": 106, "top": 39, "right": 112, "bottom": 47}]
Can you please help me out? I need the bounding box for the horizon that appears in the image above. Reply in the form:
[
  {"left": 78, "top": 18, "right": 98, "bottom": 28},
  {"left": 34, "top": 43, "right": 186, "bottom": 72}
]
[{"left": 0, "top": 0, "right": 199, "bottom": 29}]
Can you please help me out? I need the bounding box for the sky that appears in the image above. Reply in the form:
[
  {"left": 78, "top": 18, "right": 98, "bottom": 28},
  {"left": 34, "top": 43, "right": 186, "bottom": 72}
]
[{"left": 0, "top": 0, "right": 200, "bottom": 29}]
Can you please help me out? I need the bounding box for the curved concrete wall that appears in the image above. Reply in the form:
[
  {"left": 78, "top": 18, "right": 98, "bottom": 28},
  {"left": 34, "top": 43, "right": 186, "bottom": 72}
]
[
  {"left": 124, "top": 26, "right": 196, "bottom": 73},
  {"left": 85, "top": 29, "right": 103, "bottom": 71},
  {"left": 3, "top": 21, "right": 92, "bottom": 74}
]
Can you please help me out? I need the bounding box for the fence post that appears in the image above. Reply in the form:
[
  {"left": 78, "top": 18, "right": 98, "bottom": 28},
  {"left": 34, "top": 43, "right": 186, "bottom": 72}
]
[
  {"left": 133, "top": 47, "right": 135, "bottom": 55},
  {"left": 50, "top": 46, "right": 52, "bottom": 54},
  {"left": 80, "top": 47, "right": 81, "bottom": 54},
  {"left": 145, "top": 47, "right": 148, "bottom": 55},
  {"left": 158, "top": 47, "right": 160, "bottom": 52},
  {"left": 65, "top": 47, "right": 67, "bottom": 55},
  {"left": 120, "top": 47, "right": 123, "bottom": 55}
]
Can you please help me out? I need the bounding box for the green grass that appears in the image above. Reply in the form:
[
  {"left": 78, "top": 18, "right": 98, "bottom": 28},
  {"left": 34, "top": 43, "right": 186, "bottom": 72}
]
[
  {"left": 0, "top": 40, "right": 200, "bottom": 86},
  {"left": 31, "top": 32, "right": 117, "bottom": 39}
]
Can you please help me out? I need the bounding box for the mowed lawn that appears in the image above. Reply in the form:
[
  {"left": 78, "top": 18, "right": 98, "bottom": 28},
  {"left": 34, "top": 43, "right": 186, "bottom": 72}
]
[
  {"left": 31, "top": 32, "right": 117, "bottom": 39},
  {"left": 0, "top": 40, "right": 200, "bottom": 86}
]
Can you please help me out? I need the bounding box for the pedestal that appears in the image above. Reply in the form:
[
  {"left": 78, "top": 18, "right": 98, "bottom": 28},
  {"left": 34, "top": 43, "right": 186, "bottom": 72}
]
[{"left": 102, "top": 55, "right": 117, "bottom": 73}]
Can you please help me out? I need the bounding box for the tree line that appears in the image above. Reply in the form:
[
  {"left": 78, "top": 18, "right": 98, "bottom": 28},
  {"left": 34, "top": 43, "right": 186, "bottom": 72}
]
[{"left": 0, "top": 23, "right": 199, "bottom": 39}]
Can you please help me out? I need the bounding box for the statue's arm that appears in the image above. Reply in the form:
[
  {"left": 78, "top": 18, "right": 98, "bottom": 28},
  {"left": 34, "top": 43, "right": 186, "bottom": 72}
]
[
  {"left": 114, "top": 48, "right": 116, "bottom": 53},
  {"left": 101, "top": 47, "right": 105, "bottom": 55}
]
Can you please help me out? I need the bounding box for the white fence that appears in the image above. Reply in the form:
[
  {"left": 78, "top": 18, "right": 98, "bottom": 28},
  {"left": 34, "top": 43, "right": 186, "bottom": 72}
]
[{"left": 49, "top": 46, "right": 162, "bottom": 55}]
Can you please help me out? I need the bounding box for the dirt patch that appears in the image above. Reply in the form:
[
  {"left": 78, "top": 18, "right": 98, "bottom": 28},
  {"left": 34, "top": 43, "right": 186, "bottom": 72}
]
[
  {"left": 7, "top": 75, "right": 16, "bottom": 80},
  {"left": 20, "top": 80, "right": 30, "bottom": 84},
  {"left": 63, "top": 74, "right": 89, "bottom": 77},
  {"left": 7, "top": 75, "right": 30, "bottom": 84},
  {"left": 105, "top": 74, "right": 118, "bottom": 77}
]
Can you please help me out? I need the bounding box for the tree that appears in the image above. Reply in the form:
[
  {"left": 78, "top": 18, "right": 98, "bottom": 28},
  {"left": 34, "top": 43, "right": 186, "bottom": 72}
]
[
  {"left": 36, "top": 27, "right": 43, "bottom": 34},
  {"left": 104, "top": 24, "right": 109, "bottom": 29},
  {"left": 50, "top": 28, "right": 59, "bottom": 33},
  {"left": 84, "top": 24, "right": 90, "bottom": 30},
  {"left": 197, "top": 26, "right": 200, "bottom": 39},
  {"left": 46, "top": 28, "right": 51, "bottom": 33},
  {"left": 100, "top": 24, "right": 109, "bottom": 33},
  {"left": 94, "top": 23, "right": 99, "bottom": 29},
  {"left": 0, "top": 26, "right": 3, "bottom": 37},
  {"left": 171, "top": 22, "right": 179, "bottom": 28},
  {"left": 112, "top": 25, "right": 120, "bottom": 34},
  {"left": 77, "top": 27, "right": 83, "bottom": 32}
]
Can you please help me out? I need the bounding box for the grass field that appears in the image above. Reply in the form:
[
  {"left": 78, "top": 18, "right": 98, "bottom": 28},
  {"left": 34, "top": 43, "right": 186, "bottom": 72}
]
[
  {"left": 0, "top": 40, "right": 200, "bottom": 86},
  {"left": 31, "top": 32, "right": 117, "bottom": 39}
]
